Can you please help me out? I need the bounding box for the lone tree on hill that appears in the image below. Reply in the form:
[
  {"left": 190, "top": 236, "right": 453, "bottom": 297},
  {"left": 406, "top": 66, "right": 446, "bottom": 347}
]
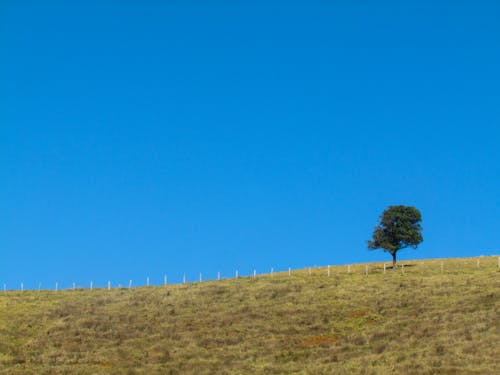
[{"left": 368, "top": 205, "right": 423, "bottom": 269}]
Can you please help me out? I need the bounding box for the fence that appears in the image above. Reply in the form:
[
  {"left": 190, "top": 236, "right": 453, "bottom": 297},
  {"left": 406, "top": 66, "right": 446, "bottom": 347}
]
[{"left": 2, "top": 256, "right": 499, "bottom": 292}]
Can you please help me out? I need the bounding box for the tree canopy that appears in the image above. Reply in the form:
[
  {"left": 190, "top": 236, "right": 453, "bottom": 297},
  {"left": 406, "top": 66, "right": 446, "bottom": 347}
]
[{"left": 368, "top": 205, "right": 423, "bottom": 268}]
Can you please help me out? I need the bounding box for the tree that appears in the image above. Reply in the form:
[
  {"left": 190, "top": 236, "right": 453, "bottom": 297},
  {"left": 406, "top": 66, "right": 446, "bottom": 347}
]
[{"left": 368, "top": 205, "right": 423, "bottom": 269}]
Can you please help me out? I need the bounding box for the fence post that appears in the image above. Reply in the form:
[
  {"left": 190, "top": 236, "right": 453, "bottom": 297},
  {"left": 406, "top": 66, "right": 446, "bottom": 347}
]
[
  {"left": 90, "top": 281, "right": 93, "bottom": 291},
  {"left": 107, "top": 281, "right": 111, "bottom": 290},
  {"left": 235, "top": 270, "right": 238, "bottom": 279},
  {"left": 129, "top": 280, "right": 132, "bottom": 289},
  {"left": 327, "top": 265, "right": 330, "bottom": 277},
  {"left": 401, "top": 264, "right": 405, "bottom": 274},
  {"left": 383, "top": 263, "right": 386, "bottom": 274}
]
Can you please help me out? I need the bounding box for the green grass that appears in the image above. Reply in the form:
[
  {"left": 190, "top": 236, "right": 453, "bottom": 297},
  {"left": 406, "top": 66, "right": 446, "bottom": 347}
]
[{"left": 1, "top": 257, "right": 499, "bottom": 374}]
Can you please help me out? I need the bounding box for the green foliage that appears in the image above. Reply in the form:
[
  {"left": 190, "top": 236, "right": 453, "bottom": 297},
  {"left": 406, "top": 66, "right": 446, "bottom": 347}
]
[{"left": 368, "top": 205, "right": 423, "bottom": 265}]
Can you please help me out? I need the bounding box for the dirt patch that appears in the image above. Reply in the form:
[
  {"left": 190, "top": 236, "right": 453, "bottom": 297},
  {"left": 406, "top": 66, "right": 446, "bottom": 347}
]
[
  {"left": 349, "top": 309, "right": 377, "bottom": 324},
  {"left": 350, "top": 309, "right": 370, "bottom": 318}
]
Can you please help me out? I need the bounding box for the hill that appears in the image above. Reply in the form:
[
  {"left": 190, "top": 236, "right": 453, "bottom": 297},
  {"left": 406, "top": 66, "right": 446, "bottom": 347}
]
[{"left": 0, "top": 257, "right": 498, "bottom": 374}]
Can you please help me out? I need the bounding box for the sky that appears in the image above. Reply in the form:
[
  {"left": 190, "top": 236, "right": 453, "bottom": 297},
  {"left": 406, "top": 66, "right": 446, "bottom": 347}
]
[{"left": 1, "top": 1, "right": 499, "bottom": 289}]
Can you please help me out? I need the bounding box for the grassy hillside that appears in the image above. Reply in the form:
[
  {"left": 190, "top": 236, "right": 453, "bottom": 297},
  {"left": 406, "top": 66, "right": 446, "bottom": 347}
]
[{"left": 0, "top": 257, "right": 499, "bottom": 374}]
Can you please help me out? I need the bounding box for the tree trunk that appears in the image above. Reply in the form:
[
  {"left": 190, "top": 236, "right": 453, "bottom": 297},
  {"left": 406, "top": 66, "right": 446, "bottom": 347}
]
[{"left": 392, "top": 252, "right": 397, "bottom": 269}]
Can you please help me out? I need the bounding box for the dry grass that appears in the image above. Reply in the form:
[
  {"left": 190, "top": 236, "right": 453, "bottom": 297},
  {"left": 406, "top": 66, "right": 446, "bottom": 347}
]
[{"left": 0, "top": 256, "right": 499, "bottom": 374}]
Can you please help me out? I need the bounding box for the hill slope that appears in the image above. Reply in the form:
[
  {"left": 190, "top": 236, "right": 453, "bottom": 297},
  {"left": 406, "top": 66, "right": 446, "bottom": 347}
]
[{"left": 0, "top": 257, "right": 499, "bottom": 374}]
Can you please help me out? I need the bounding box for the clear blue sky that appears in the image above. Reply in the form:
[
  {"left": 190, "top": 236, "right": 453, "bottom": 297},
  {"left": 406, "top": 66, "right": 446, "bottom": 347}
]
[{"left": 1, "top": 1, "right": 499, "bottom": 289}]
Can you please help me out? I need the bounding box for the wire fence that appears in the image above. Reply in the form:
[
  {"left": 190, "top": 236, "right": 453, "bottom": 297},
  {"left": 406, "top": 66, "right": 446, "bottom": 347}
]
[{"left": 2, "top": 256, "right": 499, "bottom": 292}]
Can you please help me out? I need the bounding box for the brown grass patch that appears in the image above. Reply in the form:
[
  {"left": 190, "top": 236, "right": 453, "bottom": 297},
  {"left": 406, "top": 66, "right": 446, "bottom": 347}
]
[{"left": 301, "top": 335, "right": 340, "bottom": 347}]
